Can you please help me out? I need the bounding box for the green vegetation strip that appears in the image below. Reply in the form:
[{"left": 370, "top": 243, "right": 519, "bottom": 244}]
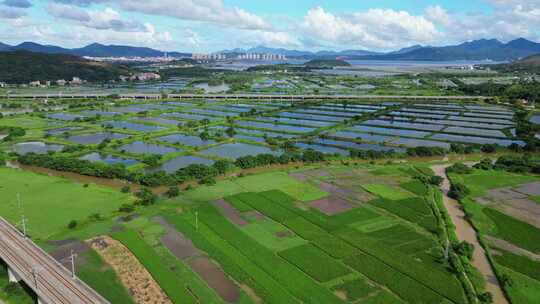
[
  {"left": 77, "top": 249, "right": 135, "bottom": 304},
  {"left": 362, "top": 184, "right": 415, "bottom": 200},
  {"left": 164, "top": 213, "right": 296, "bottom": 304},
  {"left": 483, "top": 208, "right": 540, "bottom": 253},
  {"left": 112, "top": 230, "right": 196, "bottom": 304},
  {"left": 278, "top": 243, "right": 351, "bottom": 282},
  {"left": 493, "top": 249, "right": 540, "bottom": 281},
  {"left": 194, "top": 204, "right": 342, "bottom": 303}
]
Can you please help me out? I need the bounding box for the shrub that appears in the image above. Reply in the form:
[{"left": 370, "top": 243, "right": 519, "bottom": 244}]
[
  {"left": 448, "top": 183, "right": 470, "bottom": 200},
  {"left": 446, "top": 163, "right": 472, "bottom": 175},
  {"left": 165, "top": 186, "right": 180, "bottom": 198},
  {"left": 118, "top": 203, "right": 135, "bottom": 213},
  {"left": 120, "top": 186, "right": 131, "bottom": 193},
  {"left": 135, "top": 188, "right": 157, "bottom": 205},
  {"left": 67, "top": 220, "right": 78, "bottom": 229}
]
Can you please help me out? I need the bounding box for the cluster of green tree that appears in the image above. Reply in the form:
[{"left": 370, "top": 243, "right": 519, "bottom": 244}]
[
  {"left": 406, "top": 146, "right": 447, "bottom": 157},
  {"left": 0, "top": 126, "right": 26, "bottom": 141},
  {"left": 235, "top": 150, "right": 326, "bottom": 169},
  {"left": 159, "top": 67, "right": 228, "bottom": 79},
  {"left": 0, "top": 51, "right": 131, "bottom": 84},
  {"left": 514, "top": 110, "right": 540, "bottom": 152},
  {"left": 16, "top": 152, "right": 234, "bottom": 187},
  {"left": 304, "top": 59, "right": 352, "bottom": 68},
  {"left": 454, "top": 78, "right": 540, "bottom": 103},
  {"left": 349, "top": 149, "right": 399, "bottom": 159},
  {"left": 494, "top": 154, "right": 540, "bottom": 174}
]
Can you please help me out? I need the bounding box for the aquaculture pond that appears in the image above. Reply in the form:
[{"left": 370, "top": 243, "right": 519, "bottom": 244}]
[
  {"left": 316, "top": 137, "right": 405, "bottom": 153},
  {"left": 79, "top": 152, "right": 139, "bottom": 166},
  {"left": 67, "top": 132, "right": 130, "bottom": 145},
  {"left": 233, "top": 134, "right": 267, "bottom": 143},
  {"left": 294, "top": 143, "right": 349, "bottom": 156},
  {"left": 278, "top": 112, "right": 345, "bottom": 122},
  {"left": 255, "top": 117, "right": 335, "bottom": 127},
  {"left": 162, "top": 112, "right": 220, "bottom": 121},
  {"left": 236, "top": 128, "right": 297, "bottom": 139},
  {"left": 150, "top": 155, "right": 215, "bottom": 173},
  {"left": 118, "top": 141, "right": 181, "bottom": 155},
  {"left": 329, "top": 131, "right": 393, "bottom": 143},
  {"left": 13, "top": 142, "right": 64, "bottom": 155},
  {"left": 350, "top": 125, "right": 431, "bottom": 138},
  {"left": 80, "top": 110, "right": 121, "bottom": 117},
  {"left": 200, "top": 143, "right": 281, "bottom": 159},
  {"left": 430, "top": 133, "right": 525, "bottom": 147},
  {"left": 236, "top": 121, "right": 316, "bottom": 133},
  {"left": 157, "top": 134, "right": 216, "bottom": 147},
  {"left": 45, "top": 127, "right": 84, "bottom": 136},
  {"left": 363, "top": 119, "right": 445, "bottom": 131},
  {"left": 47, "top": 113, "right": 85, "bottom": 121},
  {"left": 103, "top": 121, "right": 164, "bottom": 132},
  {"left": 390, "top": 138, "right": 451, "bottom": 149},
  {"left": 136, "top": 117, "right": 182, "bottom": 125}
]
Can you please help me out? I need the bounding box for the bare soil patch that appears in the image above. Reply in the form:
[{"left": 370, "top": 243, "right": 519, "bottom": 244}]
[
  {"left": 88, "top": 236, "right": 171, "bottom": 304},
  {"left": 309, "top": 196, "right": 354, "bottom": 215},
  {"left": 212, "top": 199, "right": 248, "bottom": 226},
  {"left": 153, "top": 217, "right": 200, "bottom": 260},
  {"left": 50, "top": 239, "right": 90, "bottom": 269},
  {"left": 289, "top": 172, "right": 309, "bottom": 181},
  {"left": 275, "top": 231, "right": 293, "bottom": 238},
  {"left": 244, "top": 210, "right": 265, "bottom": 221},
  {"left": 487, "top": 236, "right": 540, "bottom": 262},
  {"left": 515, "top": 181, "right": 540, "bottom": 196},
  {"left": 477, "top": 187, "right": 540, "bottom": 228},
  {"left": 188, "top": 257, "right": 240, "bottom": 303}
]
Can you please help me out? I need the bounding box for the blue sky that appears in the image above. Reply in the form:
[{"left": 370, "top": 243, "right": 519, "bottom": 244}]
[{"left": 0, "top": 0, "right": 538, "bottom": 52}]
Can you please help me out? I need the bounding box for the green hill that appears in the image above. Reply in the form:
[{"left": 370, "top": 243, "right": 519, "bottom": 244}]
[
  {"left": 0, "top": 51, "right": 131, "bottom": 84},
  {"left": 493, "top": 53, "right": 540, "bottom": 73},
  {"left": 305, "top": 59, "right": 351, "bottom": 68}
]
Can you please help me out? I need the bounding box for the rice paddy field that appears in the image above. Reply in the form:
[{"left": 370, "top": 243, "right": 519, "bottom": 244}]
[
  {"left": 448, "top": 169, "right": 540, "bottom": 304},
  {"left": 0, "top": 99, "right": 525, "bottom": 174},
  {"left": 0, "top": 159, "right": 479, "bottom": 304},
  {"left": 0, "top": 98, "right": 534, "bottom": 304}
]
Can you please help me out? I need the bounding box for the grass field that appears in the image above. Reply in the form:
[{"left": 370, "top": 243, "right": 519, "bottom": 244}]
[
  {"left": 181, "top": 171, "right": 328, "bottom": 203},
  {"left": 0, "top": 167, "right": 132, "bottom": 239},
  {"left": 77, "top": 248, "right": 135, "bottom": 304},
  {"left": 362, "top": 184, "right": 415, "bottom": 200},
  {"left": 449, "top": 168, "right": 540, "bottom": 303}
]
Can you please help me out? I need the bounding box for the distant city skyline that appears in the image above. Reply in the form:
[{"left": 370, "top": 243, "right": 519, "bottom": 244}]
[{"left": 0, "top": 0, "right": 539, "bottom": 52}]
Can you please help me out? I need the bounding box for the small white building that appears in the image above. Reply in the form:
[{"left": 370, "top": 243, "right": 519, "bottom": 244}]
[
  {"left": 70, "top": 77, "right": 83, "bottom": 85},
  {"left": 29, "top": 81, "right": 41, "bottom": 87},
  {"left": 57, "top": 79, "right": 67, "bottom": 86},
  {"left": 0, "top": 82, "right": 5, "bottom": 88}
]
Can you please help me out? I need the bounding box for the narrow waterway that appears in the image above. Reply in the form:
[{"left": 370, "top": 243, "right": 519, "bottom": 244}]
[{"left": 431, "top": 164, "right": 508, "bottom": 304}]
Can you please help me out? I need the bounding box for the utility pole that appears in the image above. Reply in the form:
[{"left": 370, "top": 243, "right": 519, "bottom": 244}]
[
  {"left": 70, "top": 250, "right": 76, "bottom": 278},
  {"left": 195, "top": 211, "right": 199, "bottom": 231},
  {"left": 22, "top": 215, "right": 27, "bottom": 238}
]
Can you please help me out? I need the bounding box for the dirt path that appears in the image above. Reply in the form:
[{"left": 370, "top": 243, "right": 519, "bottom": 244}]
[
  {"left": 87, "top": 236, "right": 172, "bottom": 304},
  {"left": 431, "top": 165, "right": 508, "bottom": 304}
]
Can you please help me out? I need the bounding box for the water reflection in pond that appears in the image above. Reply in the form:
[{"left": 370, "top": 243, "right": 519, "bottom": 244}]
[
  {"left": 13, "top": 142, "right": 64, "bottom": 155},
  {"left": 151, "top": 156, "right": 215, "bottom": 173},
  {"left": 79, "top": 152, "right": 139, "bottom": 166},
  {"left": 200, "top": 143, "right": 281, "bottom": 159},
  {"left": 68, "top": 132, "right": 129, "bottom": 144},
  {"left": 118, "top": 141, "right": 181, "bottom": 155}
]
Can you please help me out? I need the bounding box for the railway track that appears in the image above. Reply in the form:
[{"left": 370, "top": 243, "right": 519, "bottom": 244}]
[{"left": 0, "top": 217, "right": 109, "bottom": 304}]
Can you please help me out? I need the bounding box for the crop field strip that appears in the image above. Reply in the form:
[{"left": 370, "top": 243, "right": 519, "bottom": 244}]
[{"left": 223, "top": 190, "right": 467, "bottom": 304}]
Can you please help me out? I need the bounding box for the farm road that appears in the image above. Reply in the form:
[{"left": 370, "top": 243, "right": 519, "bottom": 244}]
[{"left": 431, "top": 164, "right": 508, "bottom": 304}]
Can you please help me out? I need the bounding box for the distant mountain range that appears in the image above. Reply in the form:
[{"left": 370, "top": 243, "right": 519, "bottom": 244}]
[
  {"left": 1, "top": 38, "right": 539, "bottom": 61},
  {"left": 0, "top": 42, "right": 190, "bottom": 58},
  {"left": 221, "top": 38, "right": 540, "bottom": 61}
]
